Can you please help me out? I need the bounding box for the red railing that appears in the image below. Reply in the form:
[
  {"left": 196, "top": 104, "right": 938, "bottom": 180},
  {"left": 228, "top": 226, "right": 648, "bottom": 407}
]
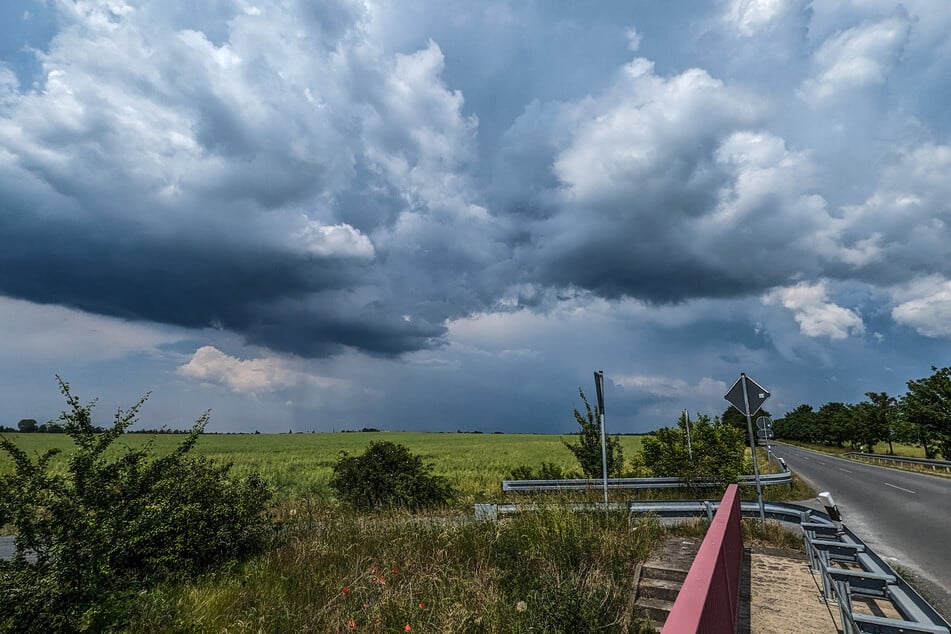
[{"left": 661, "top": 484, "right": 743, "bottom": 634}]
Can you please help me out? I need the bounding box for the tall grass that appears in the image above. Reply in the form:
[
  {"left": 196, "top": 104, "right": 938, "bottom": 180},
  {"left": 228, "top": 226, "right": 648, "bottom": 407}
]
[{"left": 128, "top": 505, "right": 664, "bottom": 633}]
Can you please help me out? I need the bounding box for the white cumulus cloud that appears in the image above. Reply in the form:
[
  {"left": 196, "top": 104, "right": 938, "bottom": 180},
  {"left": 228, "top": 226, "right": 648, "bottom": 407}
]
[
  {"left": 891, "top": 276, "right": 951, "bottom": 338},
  {"left": 294, "top": 221, "right": 374, "bottom": 259},
  {"left": 177, "top": 345, "right": 342, "bottom": 393},
  {"left": 800, "top": 16, "right": 909, "bottom": 104},
  {"left": 765, "top": 282, "right": 865, "bottom": 339}
]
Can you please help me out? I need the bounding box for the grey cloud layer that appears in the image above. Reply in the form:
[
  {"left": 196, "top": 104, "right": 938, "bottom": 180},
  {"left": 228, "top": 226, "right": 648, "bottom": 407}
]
[{"left": 2, "top": 0, "right": 951, "bottom": 362}]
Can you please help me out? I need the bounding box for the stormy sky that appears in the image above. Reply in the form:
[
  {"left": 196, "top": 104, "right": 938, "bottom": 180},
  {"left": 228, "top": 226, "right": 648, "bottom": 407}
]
[{"left": 2, "top": 0, "right": 951, "bottom": 433}]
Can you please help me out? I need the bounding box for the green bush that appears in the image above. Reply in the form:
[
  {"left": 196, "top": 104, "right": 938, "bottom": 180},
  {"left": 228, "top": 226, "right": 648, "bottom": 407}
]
[
  {"left": 329, "top": 441, "right": 454, "bottom": 510},
  {"left": 0, "top": 378, "right": 273, "bottom": 633},
  {"left": 641, "top": 412, "right": 747, "bottom": 486},
  {"left": 564, "top": 388, "right": 625, "bottom": 478}
]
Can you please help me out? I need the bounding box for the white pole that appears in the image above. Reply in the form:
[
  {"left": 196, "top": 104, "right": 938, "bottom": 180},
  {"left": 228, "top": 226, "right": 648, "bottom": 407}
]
[
  {"left": 595, "top": 371, "right": 608, "bottom": 506},
  {"left": 741, "top": 373, "right": 766, "bottom": 519},
  {"left": 684, "top": 409, "right": 693, "bottom": 459}
]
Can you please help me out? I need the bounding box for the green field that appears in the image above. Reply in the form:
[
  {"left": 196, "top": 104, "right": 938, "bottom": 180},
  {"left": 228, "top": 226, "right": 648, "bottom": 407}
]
[{"left": 0, "top": 432, "right": 646, "bottom": 502}]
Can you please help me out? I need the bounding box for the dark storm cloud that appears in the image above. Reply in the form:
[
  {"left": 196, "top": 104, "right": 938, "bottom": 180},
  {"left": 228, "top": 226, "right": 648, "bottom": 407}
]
[
  {"left": 3, "top": 0, "right": 951, "bottom": 373},
  {"left": 0, "top": 201, "right": 448, "bottom": 356}
]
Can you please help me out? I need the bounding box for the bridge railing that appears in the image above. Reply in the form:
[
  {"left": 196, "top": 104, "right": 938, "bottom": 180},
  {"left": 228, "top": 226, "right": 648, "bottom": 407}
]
[{"left": 660, "top": 483, "right": 742, "bottom": 634}]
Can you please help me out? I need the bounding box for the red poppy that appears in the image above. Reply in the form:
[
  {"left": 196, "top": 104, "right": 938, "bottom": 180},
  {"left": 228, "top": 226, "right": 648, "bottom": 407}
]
[
  {"left": 418, "top": 602, "right": 426, "bottom": 608},
  {"left": 405, "top": 625, "right": 412, "bottom": 632},
  {"left": 347, "top": 620, "right": 355, "bottom": 629},
  {"left": 342, "top": 587, "right": 350, "bottom": 594},
  {"left": 392, "top": 567, "right": 399, "bottom": 574}
]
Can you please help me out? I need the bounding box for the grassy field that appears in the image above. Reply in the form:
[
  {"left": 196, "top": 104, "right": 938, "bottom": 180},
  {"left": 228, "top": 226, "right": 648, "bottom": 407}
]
[
  {"left": 774, "top": 440, "right": 929, "bottom": 458},
  {"left": 0, "top": 432, "right": 646, "bottom": 502}
]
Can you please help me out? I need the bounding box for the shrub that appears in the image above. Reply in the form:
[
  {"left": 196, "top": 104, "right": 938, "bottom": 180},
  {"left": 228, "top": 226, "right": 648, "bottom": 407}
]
[
  {"left": 564, "top": 388, "right": 624, "bottom": 478},
  {"left": 329, "top": 441, "right": 454, "bottom": 510},
  {"left": 641, "top": 412, "right": 747, "bottom": 485},
  {"left": 0, "top": 378, "right": 273, "bottom": 633}
]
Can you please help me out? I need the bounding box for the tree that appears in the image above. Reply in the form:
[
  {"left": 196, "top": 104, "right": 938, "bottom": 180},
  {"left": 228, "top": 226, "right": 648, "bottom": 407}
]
[
  {"left": 563, "top": 389, "right": 624, "bottom": 478},
  {"left": 863, "top": 392, "right": 897, "bottom": 454},
  {"left": 816, "top": 402, "right": 854, "bottom": 448},
  {"left": 773, "top": 404, "right": 816, "bottom": 443},
  {"left": 902, "top": 366, "right": 951, "bottom": 459},
  {"left": 641, "top": 412, "right": 747, "bottom": 485},
  {"left": 16, "top": 419, "right": 37, "bottom": 433}
]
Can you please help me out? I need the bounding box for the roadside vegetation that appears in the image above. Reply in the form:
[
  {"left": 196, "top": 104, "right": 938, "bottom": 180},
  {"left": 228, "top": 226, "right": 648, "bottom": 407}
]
[
  {"left": 2, "top": 382, "right": 816, "bottom": 632},
  {"left": 772, "top": 365, "right": 951, "bottom": 460},
  {"left": 129, "top": 506, "right": 664, "bottom": 633},
  {"left": 0, "top": 379, "right": 273, "bottom": 632}
]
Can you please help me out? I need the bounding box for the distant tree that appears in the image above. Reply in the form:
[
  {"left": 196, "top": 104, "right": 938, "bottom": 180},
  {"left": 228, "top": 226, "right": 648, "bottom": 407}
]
[
  {"left": 720, "top": 406, "right": 771, "bottom": 439},
  {"left": 16, "top": 419, "right": 37, "bottom": 433},
  {"left": 863, "top": 392, "right": 897, "bottom": 454},
  {"left": 773, "top": 404, "right": 816, "bottom": 443},
  {"left": 816, "top": 402, "right": 854, "bottom": 448},
  {"left": 563, "top": 389, "right": 624, "bottom": 478}
]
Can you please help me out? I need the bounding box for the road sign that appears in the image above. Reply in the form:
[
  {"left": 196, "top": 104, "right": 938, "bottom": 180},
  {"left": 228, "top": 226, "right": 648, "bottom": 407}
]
[
  {"left": 724, "top": 372, "right": 771, "bottom": 520},
  {"left": 725, "top": 373, "right": 770, "bottom": 416},
  {"left": 756, "top": 415, "right": 772, "bottom": 430}
]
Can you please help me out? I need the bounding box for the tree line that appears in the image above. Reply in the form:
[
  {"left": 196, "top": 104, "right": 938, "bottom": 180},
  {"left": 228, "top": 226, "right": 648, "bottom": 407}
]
[{"left": 773, "top": 365, "right": 951, "bottom": 459}]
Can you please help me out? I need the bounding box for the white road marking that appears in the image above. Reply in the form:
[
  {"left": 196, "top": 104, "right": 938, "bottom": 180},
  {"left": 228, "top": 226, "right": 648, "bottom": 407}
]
[
  {"left": 884, "top": 482, "right": 916, "bottom": 495},
  {"left": 839, "top": 468, "right": 853, "bottom": 474}
]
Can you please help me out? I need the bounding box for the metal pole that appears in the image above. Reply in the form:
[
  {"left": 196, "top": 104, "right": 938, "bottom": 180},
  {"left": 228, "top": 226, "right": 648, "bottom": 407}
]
[
  {"left": 684, "top": 409, "right": 693, "bottom": 459},
  {"left": 595, "top": 371, "right": 608, "bottom": 506},
  {"left": 741, "top": 373, "right": 766, "bottom": 519}
]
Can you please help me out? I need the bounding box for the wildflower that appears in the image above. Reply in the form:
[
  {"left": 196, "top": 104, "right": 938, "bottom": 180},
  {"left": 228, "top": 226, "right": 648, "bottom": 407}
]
[
  {"left": 392, "top": 567, "right": 399, "bottom": 574},
  {"left": 405, "top": 625, "right": 412, "bottom": 632},
  {"left": 418, "top": 602, "right": 426, "bottom": 608},
  {"left": 362, "top": 604, "right": 368, "bottom": 610},
  {"left": 516, "top": 600, "right": 527, "bottom": 612},
  {"left": 347, "top": 620, "right": 355, "bottom": 629},
  {"left": 342, "top": 587, "right": 350, "bottom": 594}
]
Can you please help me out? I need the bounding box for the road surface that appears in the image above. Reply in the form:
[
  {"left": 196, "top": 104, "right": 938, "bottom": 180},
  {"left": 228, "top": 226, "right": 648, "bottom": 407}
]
[{"left": 771, "top": 443, "right": 951, "bottom": 616}]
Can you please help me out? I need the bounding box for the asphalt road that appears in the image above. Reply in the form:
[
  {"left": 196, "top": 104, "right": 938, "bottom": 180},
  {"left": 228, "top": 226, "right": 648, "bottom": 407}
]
[{"left": 771, "top": 443, "right": 951, "bottom": 616}]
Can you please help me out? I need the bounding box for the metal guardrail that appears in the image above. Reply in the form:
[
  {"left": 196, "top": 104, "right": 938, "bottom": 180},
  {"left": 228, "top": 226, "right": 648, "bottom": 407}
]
[
  {"left": 661, "top": 484, "right": 743, "bottom": 634},
  {"left": 474, "top": 499, "right": 950, "bottom": 633},
  {"left": 802, "top": 522, "right": 950, "bottom": 634},
  {"left": 501, "top": 469, "right": 791, "bottom": 492},
  {"left": 844, "top": 452, "right": 951, "bottom": 473}
]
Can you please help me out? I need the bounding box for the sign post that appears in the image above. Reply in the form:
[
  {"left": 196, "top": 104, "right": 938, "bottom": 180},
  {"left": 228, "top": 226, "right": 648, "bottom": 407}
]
[
  {"left": 594, "top": 371, "right": 608, "bottom": 506},
  {"left": 725, "top": 373, "right": 770, "bottom": 519},
  {"left": 684, "top": 409, "right": 693, "bottom": 459}
]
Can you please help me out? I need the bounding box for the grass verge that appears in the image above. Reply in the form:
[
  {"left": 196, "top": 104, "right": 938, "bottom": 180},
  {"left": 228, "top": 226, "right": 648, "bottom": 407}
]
[{"left": 128, "top": 504, "right": 666, "bottom": 633}]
